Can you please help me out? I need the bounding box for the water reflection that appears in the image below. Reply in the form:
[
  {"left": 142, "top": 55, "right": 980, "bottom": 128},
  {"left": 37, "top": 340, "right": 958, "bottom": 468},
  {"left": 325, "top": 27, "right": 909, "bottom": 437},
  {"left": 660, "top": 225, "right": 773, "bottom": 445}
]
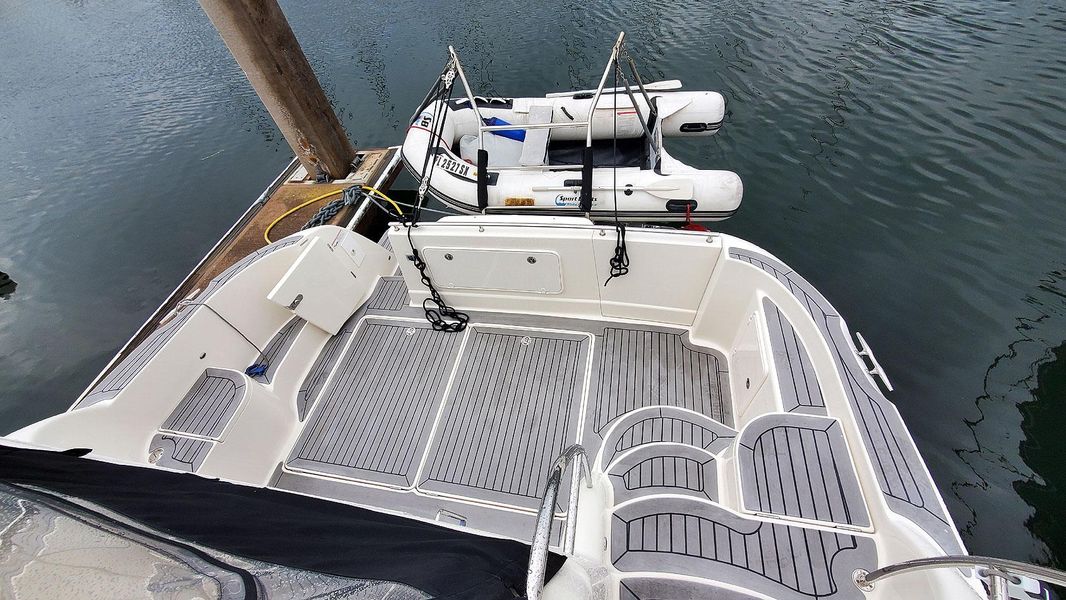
[
  {"left": 953, "top": 267, "right": 1066, "bottom": 566},
  {"left": 1017, "top": 341, "right": 1066, "bottom": 569},
  {"left": 354, "top": 33, "right": 396, "bottom": 133}
]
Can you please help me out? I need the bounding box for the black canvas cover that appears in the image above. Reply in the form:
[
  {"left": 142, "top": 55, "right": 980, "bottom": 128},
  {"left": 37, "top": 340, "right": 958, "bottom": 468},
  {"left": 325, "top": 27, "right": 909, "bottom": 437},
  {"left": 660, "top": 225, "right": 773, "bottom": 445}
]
[{"left": 0, "top": 444, "right": 565, "bottom": 600}]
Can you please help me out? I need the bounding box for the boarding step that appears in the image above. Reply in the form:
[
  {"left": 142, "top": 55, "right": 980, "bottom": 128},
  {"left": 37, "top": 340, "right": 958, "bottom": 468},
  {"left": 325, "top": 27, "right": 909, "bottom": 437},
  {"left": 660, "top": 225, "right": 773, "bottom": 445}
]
[
  {"left": 377, "top": 229, "right": 393, "bottom": 252},
  {"left": 377, "top": 230, "right": 401, "bottom": 276},
  {"left": 598, "top": 406, "right": 736, "bottom": 471},
  {"left": 366, "top": 276, "right": 410, "bottom": 312},
  {"left": 607, "top": 442, "right": 717, "bottom": 504},
  {"left": 296, "top": 310, "right": 361, "bottom": 421}
]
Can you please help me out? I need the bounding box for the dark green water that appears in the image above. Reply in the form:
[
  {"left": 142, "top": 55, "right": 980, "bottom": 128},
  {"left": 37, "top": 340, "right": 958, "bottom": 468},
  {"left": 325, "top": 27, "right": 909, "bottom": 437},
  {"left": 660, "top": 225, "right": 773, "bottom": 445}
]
[{"left": 2, "top": 0, "right": 1065, "bottom": 568}]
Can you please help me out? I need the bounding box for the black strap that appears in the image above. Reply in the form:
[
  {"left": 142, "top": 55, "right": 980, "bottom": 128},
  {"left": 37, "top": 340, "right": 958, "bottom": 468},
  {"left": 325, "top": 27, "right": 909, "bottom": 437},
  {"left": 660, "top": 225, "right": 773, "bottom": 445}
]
[
  {"left": 579, "top": 146, "right": 593, "bottom": 212},
  {"left": 477, "top": 148, "right": 489, "bottom": 210}
]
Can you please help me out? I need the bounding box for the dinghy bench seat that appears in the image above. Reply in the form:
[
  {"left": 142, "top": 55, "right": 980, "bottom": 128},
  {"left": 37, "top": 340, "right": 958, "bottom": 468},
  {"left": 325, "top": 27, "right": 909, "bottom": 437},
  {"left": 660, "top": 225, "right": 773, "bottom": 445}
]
[
  {"left": 456, "top": 104, "right": 554, "bottom": 168},
  {"left": 518, "top": 104, "right": 553, "bottom": 167}
]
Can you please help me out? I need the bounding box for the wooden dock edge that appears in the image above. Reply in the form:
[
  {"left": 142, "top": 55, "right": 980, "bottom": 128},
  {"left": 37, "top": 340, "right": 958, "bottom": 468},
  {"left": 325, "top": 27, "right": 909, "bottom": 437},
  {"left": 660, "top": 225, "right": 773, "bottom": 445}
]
[{"left": 71, "top": 146, "right": 403, "bottom": 409}]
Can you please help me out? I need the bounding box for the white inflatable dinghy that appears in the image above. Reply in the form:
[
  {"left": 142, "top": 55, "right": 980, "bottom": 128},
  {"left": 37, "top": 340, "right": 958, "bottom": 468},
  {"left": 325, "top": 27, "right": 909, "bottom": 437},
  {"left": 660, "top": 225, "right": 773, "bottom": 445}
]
[{"left": 401, "top": 33, "right": 743, "bottom": 222}]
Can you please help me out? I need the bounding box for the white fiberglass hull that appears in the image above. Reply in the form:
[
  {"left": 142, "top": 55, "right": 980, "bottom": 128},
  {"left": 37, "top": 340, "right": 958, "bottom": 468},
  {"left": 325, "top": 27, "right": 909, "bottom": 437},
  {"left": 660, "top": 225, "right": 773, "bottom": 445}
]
[{"left": 8, "top": 215, "right": 1001, "bottom": 600}]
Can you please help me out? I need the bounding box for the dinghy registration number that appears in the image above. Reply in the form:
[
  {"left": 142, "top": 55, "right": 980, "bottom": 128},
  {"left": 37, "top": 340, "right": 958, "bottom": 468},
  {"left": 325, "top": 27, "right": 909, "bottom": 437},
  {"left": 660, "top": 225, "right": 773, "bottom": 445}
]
[{"left": 435, "top": 154, "right": 473, "bottom": 179}]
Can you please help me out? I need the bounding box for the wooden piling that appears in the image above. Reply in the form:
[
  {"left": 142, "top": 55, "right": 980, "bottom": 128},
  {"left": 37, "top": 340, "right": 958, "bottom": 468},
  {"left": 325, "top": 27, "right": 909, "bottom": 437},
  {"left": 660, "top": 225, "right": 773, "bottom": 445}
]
[{"left": 198, "top": 0, "right": 356, "bottom": 179}]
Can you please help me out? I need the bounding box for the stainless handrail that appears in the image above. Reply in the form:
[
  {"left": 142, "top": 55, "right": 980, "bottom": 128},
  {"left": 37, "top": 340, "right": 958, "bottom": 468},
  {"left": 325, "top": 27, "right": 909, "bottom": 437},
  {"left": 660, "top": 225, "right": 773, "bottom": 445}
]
[
  {"left": 526, "top": 444, "right": 593, "bottom": 600},
  {"left": 481, "top": 121, "right": 589, "bottom": 132},
  {"left": 447, "top": 36, "right": 628, "bottom": 153},
  {"left": 446, "top": 46, "right": 485, "bottom": 150},
  {"left": 585, "top": 32, "right": 627, "bottom": 148},
  {"left": 855, "top": 555, "right": 1066, "bottom": 599}
]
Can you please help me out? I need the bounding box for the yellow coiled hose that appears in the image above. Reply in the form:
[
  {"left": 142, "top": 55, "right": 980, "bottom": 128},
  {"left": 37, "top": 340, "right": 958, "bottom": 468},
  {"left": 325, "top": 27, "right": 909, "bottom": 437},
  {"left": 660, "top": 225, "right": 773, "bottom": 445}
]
[{"left": 263, "top": 185, "right": 403, "bottom": 243}]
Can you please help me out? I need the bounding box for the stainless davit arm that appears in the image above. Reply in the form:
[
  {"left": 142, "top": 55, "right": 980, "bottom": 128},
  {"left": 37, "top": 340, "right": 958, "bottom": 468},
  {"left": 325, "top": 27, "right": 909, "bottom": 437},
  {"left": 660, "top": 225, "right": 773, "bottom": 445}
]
[{"left": 526, "top": 444, "right": 592, "bottom": 600}]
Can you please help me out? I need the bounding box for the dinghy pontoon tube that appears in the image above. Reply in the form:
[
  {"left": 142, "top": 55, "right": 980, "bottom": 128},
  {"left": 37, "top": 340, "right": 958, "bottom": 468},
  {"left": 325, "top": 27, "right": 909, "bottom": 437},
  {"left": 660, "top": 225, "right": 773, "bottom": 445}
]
[{"left": 401, "top": 32, "right": 743, "bottom": 221}]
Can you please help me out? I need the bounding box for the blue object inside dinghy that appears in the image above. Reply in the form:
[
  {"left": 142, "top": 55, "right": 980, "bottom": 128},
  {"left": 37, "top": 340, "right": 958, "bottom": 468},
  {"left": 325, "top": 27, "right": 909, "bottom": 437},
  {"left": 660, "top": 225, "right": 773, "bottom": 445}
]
[
  {"left": 0, "top": 444, "right": 565, "bottom": 600},
  {"left": 482, "top": 117, "right": 526, "bottom": 141}
]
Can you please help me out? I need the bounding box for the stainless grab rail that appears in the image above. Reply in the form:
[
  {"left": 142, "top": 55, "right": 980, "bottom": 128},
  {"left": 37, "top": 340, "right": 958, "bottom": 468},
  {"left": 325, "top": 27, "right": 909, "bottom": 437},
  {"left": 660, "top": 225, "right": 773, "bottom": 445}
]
[
  {"left": 445, "top": 45, "right": 485, "bottom": 151},
  {"left": 526, "top": 444, "right": 593, "bottom": 600},
  {"left": 854, "top": 555, "right": 1066, "bottom": 599},
  {"left": 446, "top": 33, "right": 628, "bottom": 155},
  {"left": 584, "top": 32, "right": 626, "bottom": 148}
]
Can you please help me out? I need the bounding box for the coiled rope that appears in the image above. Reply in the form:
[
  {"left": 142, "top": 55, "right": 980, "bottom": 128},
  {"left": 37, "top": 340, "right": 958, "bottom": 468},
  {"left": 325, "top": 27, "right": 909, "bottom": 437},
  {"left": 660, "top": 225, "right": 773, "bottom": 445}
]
[{"left": 405, "top": 63, "right": 468, "bottom": 333}]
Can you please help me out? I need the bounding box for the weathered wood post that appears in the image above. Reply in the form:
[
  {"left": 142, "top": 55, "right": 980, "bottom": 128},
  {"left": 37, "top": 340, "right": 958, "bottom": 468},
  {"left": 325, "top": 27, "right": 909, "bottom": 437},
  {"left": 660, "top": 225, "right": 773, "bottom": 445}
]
[{"left": 198, "top": 0, "right": 356, "bottom": 179}]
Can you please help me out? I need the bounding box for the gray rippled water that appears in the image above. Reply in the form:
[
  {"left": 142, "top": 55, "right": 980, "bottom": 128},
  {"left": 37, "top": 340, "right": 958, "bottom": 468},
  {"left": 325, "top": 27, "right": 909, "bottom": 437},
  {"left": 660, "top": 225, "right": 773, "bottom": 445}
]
[{"left": 1, "top": 0, "right": 1065, "bottom": 569}]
